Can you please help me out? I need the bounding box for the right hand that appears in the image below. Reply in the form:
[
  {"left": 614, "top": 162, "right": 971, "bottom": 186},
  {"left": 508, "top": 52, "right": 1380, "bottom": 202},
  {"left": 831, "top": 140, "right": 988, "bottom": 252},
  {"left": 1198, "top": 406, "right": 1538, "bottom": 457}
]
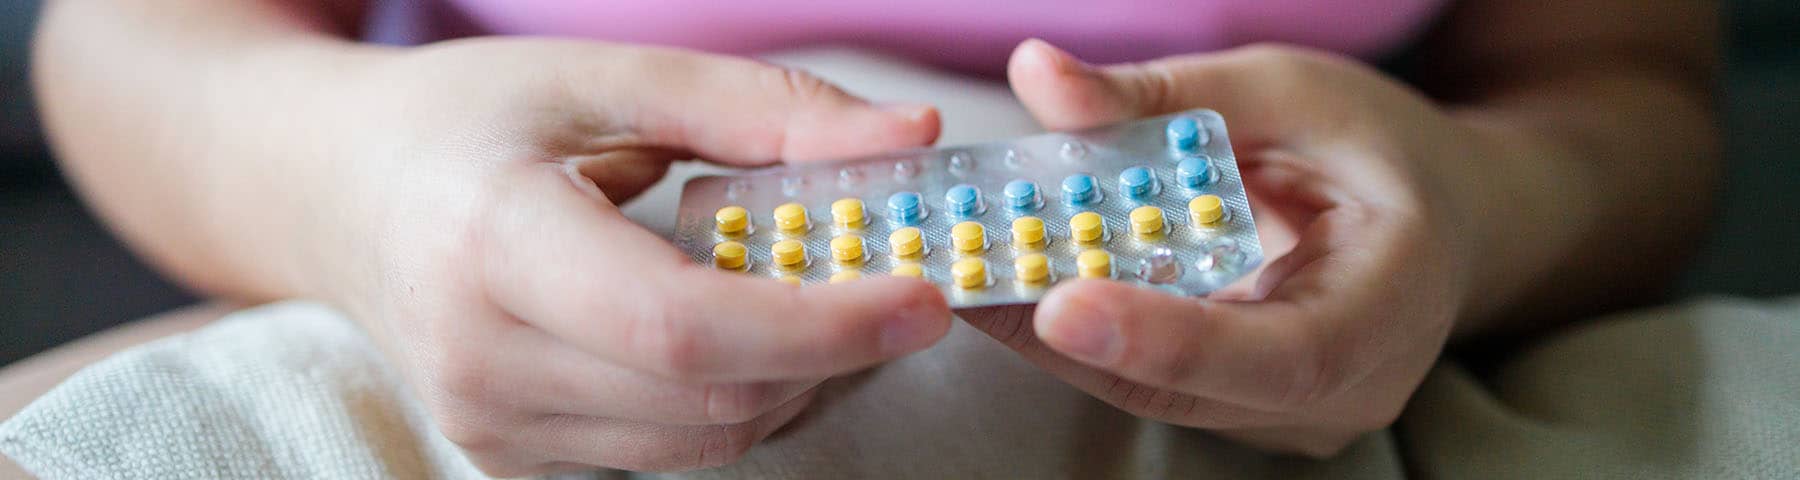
[{"left": 304, "top": 39, "right": 954, "bottom": 475}]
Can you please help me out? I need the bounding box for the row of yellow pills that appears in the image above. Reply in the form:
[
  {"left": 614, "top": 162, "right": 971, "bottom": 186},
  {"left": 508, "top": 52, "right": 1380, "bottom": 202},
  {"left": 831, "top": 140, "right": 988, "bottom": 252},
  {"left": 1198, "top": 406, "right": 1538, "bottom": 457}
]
[
  {"left": 714, "top": 199, "right": 870, "bottom": 236},
  {"left": 716, "top": 242, "right": 1117, "bottom": 286},
  {"left": 714, "top": 243, "right": 1112, "bottom": 288},
  {"left": 711, "top": 194, "right": 1227, "bottom": 285}
]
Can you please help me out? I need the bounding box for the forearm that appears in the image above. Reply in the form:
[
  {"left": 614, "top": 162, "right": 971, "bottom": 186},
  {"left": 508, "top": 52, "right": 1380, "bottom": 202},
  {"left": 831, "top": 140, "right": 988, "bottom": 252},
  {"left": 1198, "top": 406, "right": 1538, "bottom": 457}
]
[
  {"left": 1422, "top": 0, "right": 1720, "bottom": 335},
  {"left": 34, "top": 0, "right": 385, "bottom": 301}
]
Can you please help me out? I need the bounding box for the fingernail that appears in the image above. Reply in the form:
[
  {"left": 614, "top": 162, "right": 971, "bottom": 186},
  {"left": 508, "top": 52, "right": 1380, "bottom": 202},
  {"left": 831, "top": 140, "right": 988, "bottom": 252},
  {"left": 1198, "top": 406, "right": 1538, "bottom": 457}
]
[
  {"left": 877, "top": 102, "right": 935, "bottom": 123},
  {"left": 880, "top": 302, "right": 945, "bottom": 355},
  {"left": 1024, "top": 39, "right": 1090, "bottom": 74},
  {"left": 1046, "top": 302, "right": 1122, "bottom": 365}
]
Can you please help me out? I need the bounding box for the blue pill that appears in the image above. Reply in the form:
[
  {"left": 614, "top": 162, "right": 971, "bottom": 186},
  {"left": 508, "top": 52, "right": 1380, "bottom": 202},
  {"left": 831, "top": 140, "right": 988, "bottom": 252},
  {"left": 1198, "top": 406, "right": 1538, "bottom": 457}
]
[
  {"left": 1002, "top": 180, "right": 1040, "bottom": 210},
  {"left": 1119, "top": 166, "right": 1157, "bottom": 198},
  {"left": 944, "top": 184, "right": 984, "bottom": 216},
  {"left": 1061, "top": 174, "right": 1101, "bottom": 205},
  {"left": 887, "top": 191, "right": 924, "bottom": 224},
  {"left": 1166, "top": 117, "right": 1200, "bottom": 152},
  {"left": 1177, "top": 156, "right": 1213, "bottom": 188}
]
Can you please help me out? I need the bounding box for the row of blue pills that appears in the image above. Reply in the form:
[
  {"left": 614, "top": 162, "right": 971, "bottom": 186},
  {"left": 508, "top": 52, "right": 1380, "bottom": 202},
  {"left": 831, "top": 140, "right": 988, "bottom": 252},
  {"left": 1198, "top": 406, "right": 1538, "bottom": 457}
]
[{"left": 882, "top": 156, "right": 1216, "bottom": 225}]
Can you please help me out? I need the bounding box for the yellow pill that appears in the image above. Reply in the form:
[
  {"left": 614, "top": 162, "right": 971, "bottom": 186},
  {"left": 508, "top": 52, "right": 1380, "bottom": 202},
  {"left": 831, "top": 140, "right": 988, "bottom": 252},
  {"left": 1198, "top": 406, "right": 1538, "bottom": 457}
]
[
  {"left": 1015, "top": 253, "right": 1051, "bottom": 284},
  {"left": 830, "top": 270, "right": 862, "bottom": 284},
  {"left": 1070, "top": 212, "right": 1106, "bottom": 244},
  {"left": 951, "top": 221, "right": 986, "bottom": 253},
  {"left": 1077, "top": 249, "right": 1112, "bottom": 279},
  {"left": 712, "top": 241, "right": 747, "bottom": 270},
  {"left": 1130, "top": 206, "right": 1166, "bottom": 236},
  {"left": 889, "top": 227, "right": 925, "bottom": 258},
  {"left": 1012, "top": 216, "right": 1046, "bottom": 249},
  {"left": 891, "top": 263, "right": 924, "bottom": 278},
  {"left": 830, "top": 198, "right": 866, "bottom": 229},
  {"left": 771, "top": 239, "right": 807, "bottom": 269},
  {"left": 715, "top": 206, "right": 750, "bottom": 235},
  {"left": 831, "top": 235, "right": 865, "bottom": 264},
  {"left": 952, "top": 257, "right": 988, "bottom": 289},
  {"left": 773, "top": 202, "right": 809, "bottom": 232},
  {"left": 1189, "top": 194, "right": 1225, "bottom": 226},
  {"left": 777, "top": 275, "right": 802, "bottom": 286}
]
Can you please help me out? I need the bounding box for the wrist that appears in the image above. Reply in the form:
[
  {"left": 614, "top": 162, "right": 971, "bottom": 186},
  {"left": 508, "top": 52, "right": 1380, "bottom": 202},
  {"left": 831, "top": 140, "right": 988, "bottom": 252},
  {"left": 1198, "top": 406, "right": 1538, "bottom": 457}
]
[{"left": 204, "top": 40, "right": 402, "bottom": 304}]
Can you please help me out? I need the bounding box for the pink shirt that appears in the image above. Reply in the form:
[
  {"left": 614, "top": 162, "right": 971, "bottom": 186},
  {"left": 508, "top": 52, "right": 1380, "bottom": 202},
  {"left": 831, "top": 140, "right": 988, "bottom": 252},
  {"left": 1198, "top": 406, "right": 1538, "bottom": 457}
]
[{"left": 369, "top": 0, "right": 1446, "bottom": 73}]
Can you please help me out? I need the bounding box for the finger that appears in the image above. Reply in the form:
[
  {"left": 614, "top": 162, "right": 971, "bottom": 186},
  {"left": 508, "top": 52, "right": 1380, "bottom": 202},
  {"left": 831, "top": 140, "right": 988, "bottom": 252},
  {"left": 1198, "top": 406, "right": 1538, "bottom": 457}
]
[
  {"left": 959, "top": 305, "right": 1289, "bottom": 429},
  {"left": 526, "top": 387, "right": 818, "bottom": 472},
  {"left": 569, "top": 148, "right": 679, "bottom": 204},
  {"left": 571, "top": 46, "right": 941, "bottom": 164},
  {"left": 494, "top": 324, "right": 822, "bottom": 425},
  {"left": 1028, "top": 280, "right": 1328, "bottom": 409},
  {"left": 1005, "top": 39, "right": 1306, "bottom": 144},
  {"left": 1030, "top": 186, "right": 1419, "bottom": 409},
  {"left": 484, "top": 164, "right": 953, "bottom": 382}
]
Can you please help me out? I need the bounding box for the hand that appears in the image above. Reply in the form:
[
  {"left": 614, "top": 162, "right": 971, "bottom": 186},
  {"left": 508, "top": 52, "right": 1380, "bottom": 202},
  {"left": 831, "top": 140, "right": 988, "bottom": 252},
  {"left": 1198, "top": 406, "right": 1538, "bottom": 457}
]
[
  {"left": 963, "top": 40, "right": 1489, "bottom": 456},
  {"left": 308, "top": 39, "right": 954, "bottom": 475}
]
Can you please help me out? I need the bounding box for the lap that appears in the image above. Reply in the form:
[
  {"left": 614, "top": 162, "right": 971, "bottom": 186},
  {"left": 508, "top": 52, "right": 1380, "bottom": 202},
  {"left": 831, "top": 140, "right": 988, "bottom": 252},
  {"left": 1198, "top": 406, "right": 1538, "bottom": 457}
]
[{"left": 9, "top": 296, "right": 1798, "bottom": 479}]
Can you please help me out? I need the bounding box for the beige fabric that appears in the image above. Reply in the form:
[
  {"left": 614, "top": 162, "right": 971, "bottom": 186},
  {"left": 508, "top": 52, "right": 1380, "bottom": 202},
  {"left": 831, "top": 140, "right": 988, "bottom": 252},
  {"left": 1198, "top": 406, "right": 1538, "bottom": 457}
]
[
  {"left": 5, "top": 50, "right": 1798, "bottom": 479},
  {"left": 1401, "top": 297, "right": 1800, "bottom": 479},
  {"left": 6, "top": 296, "right": 1797, "bottom": 479}
]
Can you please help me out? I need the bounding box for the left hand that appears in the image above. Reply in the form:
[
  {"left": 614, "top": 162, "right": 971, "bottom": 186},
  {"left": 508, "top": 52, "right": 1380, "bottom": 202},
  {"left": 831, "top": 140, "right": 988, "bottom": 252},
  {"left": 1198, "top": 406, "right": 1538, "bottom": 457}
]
[{"left": 962, "top": 40, "right": 1490, "bottom": 456}]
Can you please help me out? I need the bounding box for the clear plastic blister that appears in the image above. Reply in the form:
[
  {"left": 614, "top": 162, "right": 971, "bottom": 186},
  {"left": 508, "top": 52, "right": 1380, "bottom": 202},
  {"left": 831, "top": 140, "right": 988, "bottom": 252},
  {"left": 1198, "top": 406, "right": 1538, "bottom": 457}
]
[{"left": 671, "top": 109, "right": 1263, "bottom": 308}]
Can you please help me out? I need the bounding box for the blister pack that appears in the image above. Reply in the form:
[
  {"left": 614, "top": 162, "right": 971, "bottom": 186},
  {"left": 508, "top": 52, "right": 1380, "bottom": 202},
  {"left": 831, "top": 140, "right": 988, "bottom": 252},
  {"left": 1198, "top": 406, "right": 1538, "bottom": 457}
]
[{"left": 670, "top": 109, "right": 1262, "bottom": 308}]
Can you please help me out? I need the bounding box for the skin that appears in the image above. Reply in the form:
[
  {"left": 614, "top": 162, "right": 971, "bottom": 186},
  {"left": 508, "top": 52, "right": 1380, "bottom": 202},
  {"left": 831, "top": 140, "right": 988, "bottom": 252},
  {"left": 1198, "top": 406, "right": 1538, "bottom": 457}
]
[
  {"left": 967, "top": 0, "right": 1717, "bottom": 456},
  {"left": 7, "top": 0, "right": 1714, "bottom": 476}
]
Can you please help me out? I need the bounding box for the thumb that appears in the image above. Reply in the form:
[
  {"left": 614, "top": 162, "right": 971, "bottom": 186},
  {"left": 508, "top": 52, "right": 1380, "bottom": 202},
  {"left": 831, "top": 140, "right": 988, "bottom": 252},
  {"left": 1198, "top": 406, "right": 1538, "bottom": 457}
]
[
  {"left": 572, "top": 47, "right": 941, "bottom": 165},
  {"left": 1006, "top": 39, "right": 1295, "bottom": 143}
]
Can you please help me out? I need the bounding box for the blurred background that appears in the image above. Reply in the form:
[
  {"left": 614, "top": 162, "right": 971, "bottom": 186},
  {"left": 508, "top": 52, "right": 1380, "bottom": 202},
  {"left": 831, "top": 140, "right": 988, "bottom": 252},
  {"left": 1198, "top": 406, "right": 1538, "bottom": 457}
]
[{"left": 3, "top": 1, "right": 1798, "bottom": 366}]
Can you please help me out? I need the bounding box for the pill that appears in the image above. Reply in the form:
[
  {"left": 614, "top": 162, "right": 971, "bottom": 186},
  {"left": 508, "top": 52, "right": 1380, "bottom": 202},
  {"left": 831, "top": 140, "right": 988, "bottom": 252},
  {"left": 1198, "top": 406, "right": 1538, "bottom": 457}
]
[
  {"left": 887, "top": 191, "right": 925, "bottom": 224},
  {"left": 772, "top": 239, "right": 807, "bottom": 269},
  {"left": 1012, "top": 216, "right": 1046, "bottom": 249},
  {"left": 952, "top": 221, "right": 986, "bottom": 253},
  {"left": 1177, "top": 156, "right": 1212, "bottom": 188},
  {"left": 889, "top": 226, "right": 925, "bottom": 258},
  {"left": 1061, "top": 174, "right": 1101, "bottom": 205},
  {"left": 774, "top": 202, "right": 809, "bottom": 232},
  {"left": 1015, "top": 253, "right": 1051, "bottom": 284},
  {"left": 1189, "top": 194, "right": 1225, "bottom": 226},
  {"left": 1070, "top": 211, "right": 1106, "bottom": 244},
  {"left": 778, "top": 275, "right": 802, "bottom": 286},
  {"left": 830, "top": 270, "right": 862, "bottom": 284},
  {"left": 945, "top": 184, "right": 984, "bottom": 216},
  {"left": 952, "top": 257, "right": 988, "bottom": 289},
  {"left": 1078, "top": 249, "right": 1112, "bottom": 279},
  {"left": 1130, "top": 206, "right": 1165, "bottom": 236},
  {"left": 831, "top": 235, "right": 865, "bottom": 264},
  {"left": 1119, "top": 166, "right": 1157, "bottom": 198},
  {"left": 1166, "top": 116, "right": 1204, "bottom": 152},
  {"left": 713, "top": 241, "right": 747, "bottom": 270},
  {"left": 715, "top": 206, "right": 750, "bottom": 235},
  {"left": 891, "top": 263, "right": 924, "bottom": 278},
  {"left": 1002, "top": 180, "right": 1041, "bottom": 211},
  {"left": 831, "top": 197, "right": 866, "bottom": 229}
]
